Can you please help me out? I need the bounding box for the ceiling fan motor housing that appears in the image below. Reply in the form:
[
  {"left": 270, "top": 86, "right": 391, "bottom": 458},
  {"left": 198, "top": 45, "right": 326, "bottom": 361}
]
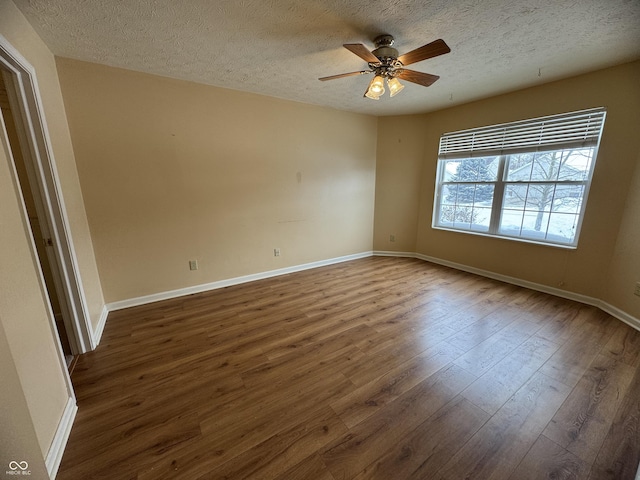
[{"left": 372, "top": 35, "right": 400, "bottom": 62}]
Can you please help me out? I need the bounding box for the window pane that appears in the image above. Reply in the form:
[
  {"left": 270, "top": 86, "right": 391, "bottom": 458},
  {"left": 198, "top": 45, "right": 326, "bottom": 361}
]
[
  {"left": 546, "top": 212, "right": 579, "bottom": 243},
  {"left": 442, "top": 160, "right": 460, "bottom": 182},
  {"left": 453, "top": 206, "right": 474, "bottom": 229},
  {"left": 506, "top": 149, "right": 595, "bottom": 183},
  {"left": 441, "top": 184, "right": 458, "bottom": 205},
  {"left": 439, "top": 205, "right": 476, "bottom": 228},
  {"left": 437, "top": 183, "right": 496, "bottom": 232},
  {"left": 525, "top": 183, "right": 556, "bottom": 212},
  {"left": 499, "top": 209, "right": 524, "bottom": 236},
  {"left": 499, "top": 199, "right": 551, "bottom": 240},
  {"left": 471, "top": 207, "right": 491, "bottom": 231},
  {"left": 506, "top": 154, "right": 535, "bottom": 181},
  {"left": 499, "top": 182, "right": 586, "bottom": 243},
  {"left": 520, "top": 210, "right": 550, "bottom": 239},
  {"left": 552, "top": 185, "right": 584, "bottom": 214},
  {"left": 503, "top": 184, "right": 527, "bottom": 209},
  {"left": 530, "top": 152, "right": 560, "bottom": 181},
  {"left": 448, "top": 157, "right": 499, "bottom": 182},
  {"left": 558, "top": 149, "right": 592, "bottom": 181},
  {"left": 473, "top": 184, "right": 495, "bottom": 206},
  {"left": 453, "top": 183, "right": 478, "bottom": 204},
  {"left": 438, "top": 205, "right": 455, "bottom": 226}
]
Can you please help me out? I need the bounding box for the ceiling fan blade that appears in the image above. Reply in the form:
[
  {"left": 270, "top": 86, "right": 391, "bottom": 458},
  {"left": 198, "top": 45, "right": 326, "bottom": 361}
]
[
  {"left": 343, "top": 44, "right": 380, "bottom": 63},
  {"left": 397, "top": 39, "right": 450, "bottom": 66},
  {"left": 396, "top": 69, "right": 440, "bottom": 87},
  {"left": 319, "top": 71, "right": 369, "bottom": 81}
]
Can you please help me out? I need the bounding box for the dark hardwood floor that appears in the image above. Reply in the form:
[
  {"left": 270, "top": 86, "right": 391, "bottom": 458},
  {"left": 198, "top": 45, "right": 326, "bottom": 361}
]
[{"left": 57, "top": 256, "right": 640, "bottom": 479}]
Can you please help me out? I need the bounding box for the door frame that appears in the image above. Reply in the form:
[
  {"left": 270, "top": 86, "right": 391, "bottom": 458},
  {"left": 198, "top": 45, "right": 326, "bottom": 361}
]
[{"left": 0, "top": 34, "right": 94, "bottom": 354}]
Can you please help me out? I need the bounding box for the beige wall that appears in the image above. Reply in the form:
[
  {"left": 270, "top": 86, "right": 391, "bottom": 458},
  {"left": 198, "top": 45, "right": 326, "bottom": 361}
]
[
  {"left": 0, "top": 317, "right": 49, "bottom": 478},
  {"left": 56, "top": 59, "right": 378, "bottom": 303},
  {"left": 0, "top": 0, "right": 105, "bottom": 464},
  {"left": 373, "top": 115, "right": 423, "bottom": 252},
  {"left": 604, "top": 148, "right": 640, "bottom": 319},
  {"left": 375, "top": 61, "right": 640, "bottom": 316}
]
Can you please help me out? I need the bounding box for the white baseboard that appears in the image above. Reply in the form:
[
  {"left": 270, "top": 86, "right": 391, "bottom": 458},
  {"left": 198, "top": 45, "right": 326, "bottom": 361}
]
[
  {"left": 374, "top": 250, "right": 640, "bottom": 332},
  {"left": 106, "top": 251, "right": 373, "bottom": 312},
  {"left": 411, "top": 251, "right": 599, "bottom": 305},
  {"left": 46, "top": 396, "right": 77, "bottom": 479},
  {"left": 599, "top": 301, "right": 640, "bottom": 332},
  {"left": 373, "top": 250, "right": 417, "bottom": 258},
  {"left": 92, "top": 305, "right": 109, "bottom": 346},
  {"left": 98, "top": 249, "right": 638, "bottom": 336}
]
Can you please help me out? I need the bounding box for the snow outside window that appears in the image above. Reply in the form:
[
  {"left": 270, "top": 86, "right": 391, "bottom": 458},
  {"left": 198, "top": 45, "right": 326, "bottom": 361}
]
[{"left": 432, "top": 108, "right": 606, "bottom": 247}]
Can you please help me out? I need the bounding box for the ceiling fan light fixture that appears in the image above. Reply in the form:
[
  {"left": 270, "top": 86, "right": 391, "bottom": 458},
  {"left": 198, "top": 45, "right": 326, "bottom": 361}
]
[
  {"left": 387, "top": 77, "right": 405, "bottom": 97},
  {"left": 322, "top": 36, "right": 450, "bottom": 101},
  {"left": 365, "top": 75, "right": 385, "bottom": 99}
]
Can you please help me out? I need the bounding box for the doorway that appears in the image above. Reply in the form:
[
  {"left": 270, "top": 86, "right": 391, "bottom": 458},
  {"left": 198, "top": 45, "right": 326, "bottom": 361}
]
[
  {"left": 0, "top": 35, "right": 95, "bottom": 361},
  {"left": 0, "top": 69, "right": 77, "bottom": 365}
]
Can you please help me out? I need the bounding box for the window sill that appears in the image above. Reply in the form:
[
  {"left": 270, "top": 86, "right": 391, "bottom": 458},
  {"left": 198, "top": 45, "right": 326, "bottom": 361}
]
[{"left": 431, "top": 225, "right": 578, "bottom": 250}]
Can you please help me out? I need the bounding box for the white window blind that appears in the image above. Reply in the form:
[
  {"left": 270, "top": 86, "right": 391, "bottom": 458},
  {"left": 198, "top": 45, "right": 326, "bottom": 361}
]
[{"left": 438, "top": 107, "right": 606, "bottom": 160}]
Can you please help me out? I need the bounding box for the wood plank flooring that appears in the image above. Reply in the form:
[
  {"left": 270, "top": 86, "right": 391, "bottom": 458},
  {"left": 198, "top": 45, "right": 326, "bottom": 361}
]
[{"left": 57, "top": 256, "right": 640, "bottom": 479}]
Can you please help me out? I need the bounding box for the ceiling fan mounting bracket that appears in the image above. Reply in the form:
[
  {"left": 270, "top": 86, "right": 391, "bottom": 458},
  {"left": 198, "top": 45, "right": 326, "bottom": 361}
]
[{"left": 373, "top": 34, "right": 395, "bottom": 48}]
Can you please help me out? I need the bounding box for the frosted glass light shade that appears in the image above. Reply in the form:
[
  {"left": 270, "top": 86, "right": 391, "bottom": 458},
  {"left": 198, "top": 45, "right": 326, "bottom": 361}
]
[
  {"left": 365, "top": 75, "right": 385, "bottom": 99},
  {"left": 387, "top": 77, "right": 405, "bottom": 97}
]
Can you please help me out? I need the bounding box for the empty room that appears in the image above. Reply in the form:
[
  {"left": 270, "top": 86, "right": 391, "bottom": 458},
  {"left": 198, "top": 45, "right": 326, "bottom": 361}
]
[{"left": 1, "top": 0, "right": 639, "bottom": 479}]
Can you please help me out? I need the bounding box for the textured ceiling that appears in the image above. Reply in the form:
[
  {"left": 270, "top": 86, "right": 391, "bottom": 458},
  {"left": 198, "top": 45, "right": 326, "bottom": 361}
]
[{"left": 12, "top": 0, "right": 640, "bottom": 116}]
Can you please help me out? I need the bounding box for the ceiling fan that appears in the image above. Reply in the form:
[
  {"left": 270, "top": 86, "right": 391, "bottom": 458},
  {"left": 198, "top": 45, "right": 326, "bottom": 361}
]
[{"left": 319, "top": 35, "right": 450, "bottom": 99}]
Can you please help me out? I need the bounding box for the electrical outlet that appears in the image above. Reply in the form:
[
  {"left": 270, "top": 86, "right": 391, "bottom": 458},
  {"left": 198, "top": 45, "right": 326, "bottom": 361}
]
[
  {"left": 390, "top": 234, "right": 396, "bottom": 242},
  {"left": 634, "top": 282, "right": 640, "bottom": 297},
  {"left": 274, "top": 248, "right": 281, "bottom": 257},
  {"left": 189, "top": 260, "right": 198, "bottom": 271}
]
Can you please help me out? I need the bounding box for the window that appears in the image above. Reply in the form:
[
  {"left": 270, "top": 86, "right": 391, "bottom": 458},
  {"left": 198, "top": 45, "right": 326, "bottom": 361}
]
[{"left": 432, "top": 108, "right": 606, "bottom": 247}]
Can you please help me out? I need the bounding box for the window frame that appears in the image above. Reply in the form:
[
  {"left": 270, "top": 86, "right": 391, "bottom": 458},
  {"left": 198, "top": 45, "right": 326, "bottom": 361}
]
[{"left": 432, "top": 108, "right": 606, "bottom": 248}]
